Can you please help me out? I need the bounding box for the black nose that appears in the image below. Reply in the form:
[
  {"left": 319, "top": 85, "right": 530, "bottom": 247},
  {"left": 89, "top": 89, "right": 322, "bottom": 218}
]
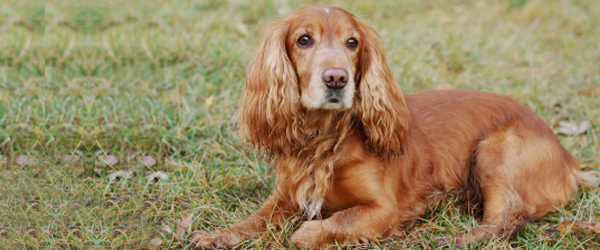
[{"left": 322, "top": 68, "right": 349, "bottom": 90}]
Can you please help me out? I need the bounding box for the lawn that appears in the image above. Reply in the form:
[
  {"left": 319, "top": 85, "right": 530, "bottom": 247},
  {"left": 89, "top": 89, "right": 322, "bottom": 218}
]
[{"left": 2, "top": 0, "right": 599, "bottom": 249}]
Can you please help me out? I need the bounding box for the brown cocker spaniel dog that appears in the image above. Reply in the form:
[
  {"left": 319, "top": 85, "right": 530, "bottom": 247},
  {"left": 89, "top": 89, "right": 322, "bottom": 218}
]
[{"left": 190, "top": 6, "right": 598, "bottom": 249}]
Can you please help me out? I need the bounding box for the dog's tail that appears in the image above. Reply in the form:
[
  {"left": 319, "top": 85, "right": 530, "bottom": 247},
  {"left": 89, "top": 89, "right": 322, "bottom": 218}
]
[
  {"left": 565, "top": 149, "right": 599, "bottom": 189},
  {"left": 571, "top": 167, "right": 600, "bottom": 189}
]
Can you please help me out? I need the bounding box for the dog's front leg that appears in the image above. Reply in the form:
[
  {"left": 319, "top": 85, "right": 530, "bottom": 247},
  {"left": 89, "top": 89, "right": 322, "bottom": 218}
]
[
  {"left": 190, "top": 195, "right": 294, "bottom": 249},
  {"left": 290, "top": 203, "right": 398, "bottom": 249}
]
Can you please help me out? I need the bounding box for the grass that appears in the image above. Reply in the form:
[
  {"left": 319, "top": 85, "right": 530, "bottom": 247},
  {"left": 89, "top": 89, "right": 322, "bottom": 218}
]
[{"left": 1, "top": 0, "right": 599, "bottom": 248}]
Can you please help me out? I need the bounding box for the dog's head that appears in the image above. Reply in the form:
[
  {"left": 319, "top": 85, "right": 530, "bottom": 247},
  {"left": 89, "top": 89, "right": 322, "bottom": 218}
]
[
  {"left": 285, "top": 6, "right": 359, "bottom": 110},
  {"left": 239, "top": 6, "right": 409, "bottom": 157}
]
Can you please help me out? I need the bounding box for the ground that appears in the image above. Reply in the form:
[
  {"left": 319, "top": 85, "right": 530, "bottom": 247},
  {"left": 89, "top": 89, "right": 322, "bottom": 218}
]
[{"left": 1, "top": 0, "right": 599, "bottom": 249}]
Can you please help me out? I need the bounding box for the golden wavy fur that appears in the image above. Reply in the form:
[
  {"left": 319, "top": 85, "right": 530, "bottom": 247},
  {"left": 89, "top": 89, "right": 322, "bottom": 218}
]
[{"left": 190, "top": 6, "right": 598, "bottom": 249}]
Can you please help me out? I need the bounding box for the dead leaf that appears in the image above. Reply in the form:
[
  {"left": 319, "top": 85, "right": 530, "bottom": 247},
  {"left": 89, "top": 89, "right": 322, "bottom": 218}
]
[
  {"left": 558, "top": 121, "right": 590, "bottom": 135},
  {"left": 61, "top": 154, "right": 81, "bottom": 165},
  {"left": 205, "top": 95, "right": 214, "bottom": 107},
  {"left": 143, "top": 155, "right": 157, "bottom": 167},
  {"left": 163, "top": 213, "right": 194, "bottom": 239},
  {"left": 435, "top": 83, "right": 453, "bottom": 90},
  {"left": 69, "top": 203, "right": 80, "bottom": 211},
  {"left": 124, "top": 150, "right": 136, "bottom": 162},
  {"left": 234, "top": 21, "right": 249, "bottom": 37},
  {"left": 15, "top": 155, "right": 28, "bottom": 166},
  {"left": 108, "top": 170, "right": 132, "bottom": 181},
  {"left": 177, "top": 213, "right": 194, "bottom": 239},
  {"left": 148, "top": 237, "right": 163, "bottom": 250},
  {"left": 25, "top": 227, "right": 39, "bottom": 237},
  {"left": 560, "top": 221, "right": 600, "bottom": 235},
  {"left": 144, "top": 197, "right": 165, "bottom": 206},
  {"left": 59, "top": 225, "right": 83, "bottom": 238},
  {"left": 0, "top": 228, "right": 10, "bottom": 237},
  {"left": 147, "top": 171, "right": 168, "bottom": 182},
  {"left": 99, "top": 154, "right": 119, "bottom": 166},
  {"left": 162, "top": 224, "right": 173, "bottom": 236},
  {"left": 577, "top": 87, "right": 600, "bottom": 96},
  {"left": 60, "top": 155, "right": 72, "bottom": 165},
  {"left": 105, "top": 154, "right": 119, "bottom": 166},
  {"left": 18, "top": 199, "right": 41, "bottom": 210},
  {"left": 103, "top": 196, "right": 129, "bottom": 207},
  {"left": 110, "top": 226, "right": 135, "bottom": 237}
]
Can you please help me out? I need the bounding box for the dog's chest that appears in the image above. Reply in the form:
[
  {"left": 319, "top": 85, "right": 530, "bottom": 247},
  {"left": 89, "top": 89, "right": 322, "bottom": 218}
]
[{"left": 320, "top": 165, "right": 380, "bottom": 215}]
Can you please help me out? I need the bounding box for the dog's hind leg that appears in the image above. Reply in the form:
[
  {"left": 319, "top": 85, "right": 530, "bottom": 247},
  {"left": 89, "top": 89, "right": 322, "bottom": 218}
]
[{"left": 435, "top": 125, "right": 580, "bottom": 248}]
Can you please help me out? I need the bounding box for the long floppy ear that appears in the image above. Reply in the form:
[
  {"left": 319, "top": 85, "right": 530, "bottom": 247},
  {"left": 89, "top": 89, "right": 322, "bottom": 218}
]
[
  {"left": 238, "top": 20, "right": 302, "bottom": 155},
  {"left": 354, "top": 18, "right": 410, "bottom": 158}
]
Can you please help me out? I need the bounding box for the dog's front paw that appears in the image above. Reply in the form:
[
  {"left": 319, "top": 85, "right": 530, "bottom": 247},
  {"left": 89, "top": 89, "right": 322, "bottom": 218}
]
[
  {"left": 290, "top": 221, "right": 328, "bottom": 249},
  {"left": 189, "top": 228, "right": 244, "bottom": 249}
]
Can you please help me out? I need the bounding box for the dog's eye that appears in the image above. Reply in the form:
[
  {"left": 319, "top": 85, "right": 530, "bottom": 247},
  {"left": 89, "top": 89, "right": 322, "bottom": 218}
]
[
  {"left": 347, "top": 38, "right": 358, "bottom": 48},
  {"left": 297, "top": 35, "right": 313, "bottom": 47}
]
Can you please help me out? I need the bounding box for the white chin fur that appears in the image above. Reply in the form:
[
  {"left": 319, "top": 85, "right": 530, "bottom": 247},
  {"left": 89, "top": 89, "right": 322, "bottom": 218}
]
[
  {"left": 320, "top": 102, "right": 347, "bottom": 110},
  {"left": 301, "top": 97, "right": 351, "bottom": 110}
]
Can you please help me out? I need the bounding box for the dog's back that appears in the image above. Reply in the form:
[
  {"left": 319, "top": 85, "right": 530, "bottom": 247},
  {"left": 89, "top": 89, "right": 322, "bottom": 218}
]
[{"left": 405, "top": 89, "right": 598, "bottom": 247}]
